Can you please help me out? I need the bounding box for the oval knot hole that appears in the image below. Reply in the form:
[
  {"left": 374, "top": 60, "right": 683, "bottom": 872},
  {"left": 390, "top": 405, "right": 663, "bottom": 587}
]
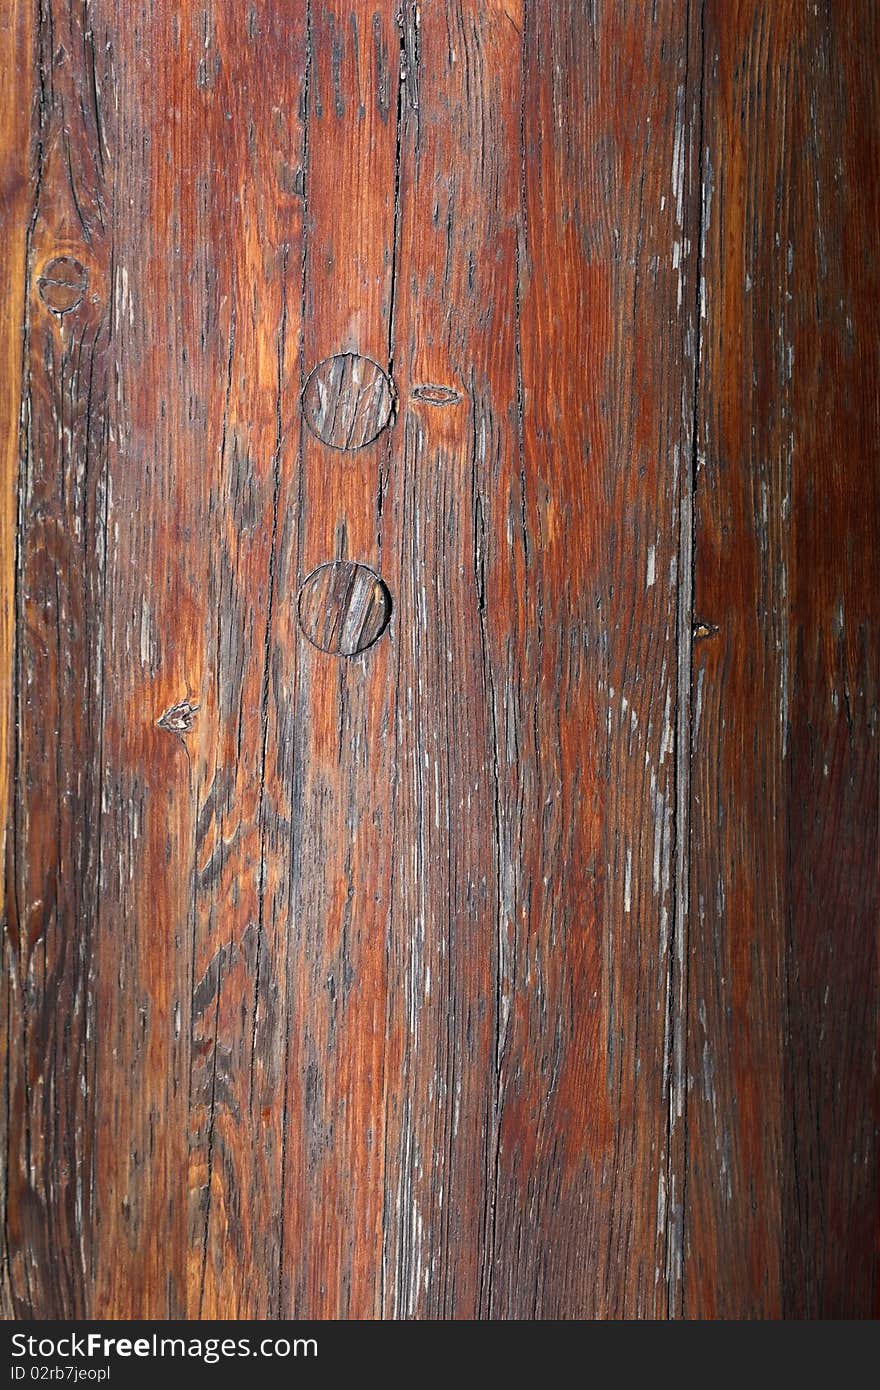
[
  {"left": 37, "top": 256, "right": 89, "bottom": 314},
  {"left": 302, "top": 353, "right": 394, "bottom": 450},
  {"left": 411, "top": 383, "right": 462, "bottom": 406},
  {"left": 298, "top": 561, "right": 392, "bottom": 656}
]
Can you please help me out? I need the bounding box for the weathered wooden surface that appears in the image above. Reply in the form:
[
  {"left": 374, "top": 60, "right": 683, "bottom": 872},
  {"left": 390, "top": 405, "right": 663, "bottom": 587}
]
[
  {"left": 687, "top": 0, "right": 880, "bottom": 1318},
  {"left": 1, "top": 0, "right": 877, "bottom": 1320}
]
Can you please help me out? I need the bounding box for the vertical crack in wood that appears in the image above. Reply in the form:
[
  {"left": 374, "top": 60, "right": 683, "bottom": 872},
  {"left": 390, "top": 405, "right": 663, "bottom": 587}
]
[
  {"left": 386, "top": 7, "right": 407, "bottom": 380},
  {"left": 668, "top": 0, "right": 706, "bottom": 1321},
  {"left": 476, "top": 0, "right": 531, "bottom": 1320},
  {"left": 245, "top": 246, "right": 289, "bottom": 1130},
  {"left": 379, "top": 2, "right": 413, "bottom": 1320},
  {"left": 472, "top": 372, "right": 504, "bottom": 1321},
  {"left": 277, "top": 0, "right": 312, "bottom": 1316}
]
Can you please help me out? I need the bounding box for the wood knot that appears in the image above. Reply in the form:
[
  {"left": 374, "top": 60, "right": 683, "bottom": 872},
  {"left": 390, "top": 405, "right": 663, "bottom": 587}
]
[
  {"left": 158, "top": 698, "right": 199, "bottom": 735},
  {"left": 298, "top": 561, "right": 392, "bottom": 656},
  {"left": 693, "top": 619, "right": 720, "bottom": 641},
  {"left": 411, "top": 383, "right": 462, "bottom": 406},
  {"left": 302, "top": 353, "right": 394, "bottom": 451},
  {"left": 37, "top": 256, "right": 89, "bottom": 314}
]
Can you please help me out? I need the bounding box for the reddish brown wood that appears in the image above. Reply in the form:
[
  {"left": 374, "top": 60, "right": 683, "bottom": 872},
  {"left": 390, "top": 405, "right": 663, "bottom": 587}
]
[
  {"left": 1, "top": 0, "right": 877, "bottom": 1320},
  {"left": 687, "top": 0, "right": 880, "bottom": 1318}
]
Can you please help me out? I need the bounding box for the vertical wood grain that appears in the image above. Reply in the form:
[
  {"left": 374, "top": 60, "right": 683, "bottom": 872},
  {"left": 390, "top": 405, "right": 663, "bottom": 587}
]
[
  {"left": 0, "top": 0, "right": 34, "bottom": 1314},
  {"left": 90, "top": 2, "right": 198, "bottom": 1317},
  {"left": 478, "top": 0, "right": 699, "bottom": 1317},
  {"left": 88, "top": 1, "right": 309, "bottom": 1319},
  {"left": 779, "top": 4, "right": 879, "bottom": 1315},
  {"left": 2, "top": 0, "right": 111, "bottom": 1317},
  {"left": 0, "top": 0, "right": 31, "bottom": 909},
  {"left": 378, "top": 0, "right": 512, "bottom": 1318},
  {"left": 1, "top": 0, "right": 877, "bottom": 1321},
  {"left": 687, "top": 0, "right": 879, "bottom": 1317},
  {"left": 280, "top": 1, "right": 400, "bottom": 1318},
  {"left": 177, "top": 3, "right": 305, "bottom": 1320}
]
